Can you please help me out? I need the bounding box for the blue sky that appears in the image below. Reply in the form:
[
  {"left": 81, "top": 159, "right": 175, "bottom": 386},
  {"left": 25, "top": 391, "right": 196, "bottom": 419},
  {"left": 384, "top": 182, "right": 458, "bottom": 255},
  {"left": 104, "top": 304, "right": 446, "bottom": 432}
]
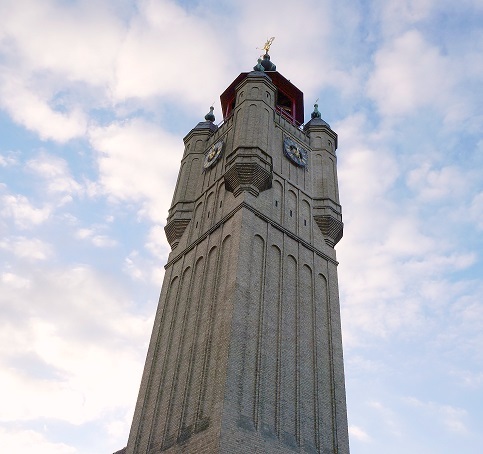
[{"left": 1, "top": 0, "right": 482, "bottom": 453}]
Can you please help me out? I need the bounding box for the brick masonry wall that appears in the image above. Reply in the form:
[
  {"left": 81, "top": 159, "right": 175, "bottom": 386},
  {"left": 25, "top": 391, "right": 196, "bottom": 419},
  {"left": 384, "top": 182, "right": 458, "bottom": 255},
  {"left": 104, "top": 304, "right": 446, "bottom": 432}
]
[{"left": 123, "top": 71, "right": 349, "bottom": 454}]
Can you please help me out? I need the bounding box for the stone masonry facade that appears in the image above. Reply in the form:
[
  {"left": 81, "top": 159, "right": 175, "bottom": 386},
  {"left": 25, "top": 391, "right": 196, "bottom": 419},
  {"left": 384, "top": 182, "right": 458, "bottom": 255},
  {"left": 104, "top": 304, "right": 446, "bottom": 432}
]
[{"left": 122, "top": 71, "right": 350, "bottom": 454}]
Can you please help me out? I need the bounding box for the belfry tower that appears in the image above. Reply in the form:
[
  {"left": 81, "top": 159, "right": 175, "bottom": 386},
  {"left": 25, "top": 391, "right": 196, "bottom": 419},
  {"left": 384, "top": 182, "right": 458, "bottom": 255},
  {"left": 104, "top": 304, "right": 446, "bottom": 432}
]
[{"left": 121, "top": 48, "right": 350, "bottom": 454}]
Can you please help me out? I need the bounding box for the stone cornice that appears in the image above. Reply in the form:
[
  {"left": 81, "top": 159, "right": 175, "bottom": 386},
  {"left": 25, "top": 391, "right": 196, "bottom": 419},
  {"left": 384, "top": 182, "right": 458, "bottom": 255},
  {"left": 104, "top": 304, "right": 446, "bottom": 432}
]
[{"left": 165, "top": 200, "right": 338, "bottom": 269}]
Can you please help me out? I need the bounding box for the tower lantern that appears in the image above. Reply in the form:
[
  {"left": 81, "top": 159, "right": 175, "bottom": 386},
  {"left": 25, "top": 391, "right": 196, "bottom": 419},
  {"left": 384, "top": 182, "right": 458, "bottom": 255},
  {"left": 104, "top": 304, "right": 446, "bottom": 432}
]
[{"left": 119, "top": 46, "right": 349, "bottom": 454}]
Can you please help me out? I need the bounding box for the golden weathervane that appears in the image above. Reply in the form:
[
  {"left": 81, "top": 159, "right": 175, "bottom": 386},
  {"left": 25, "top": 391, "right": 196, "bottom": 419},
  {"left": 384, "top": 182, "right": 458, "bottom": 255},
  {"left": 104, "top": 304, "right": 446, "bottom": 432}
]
[{"left": 260, "top": 36, "right": 275, "bottom": 54}]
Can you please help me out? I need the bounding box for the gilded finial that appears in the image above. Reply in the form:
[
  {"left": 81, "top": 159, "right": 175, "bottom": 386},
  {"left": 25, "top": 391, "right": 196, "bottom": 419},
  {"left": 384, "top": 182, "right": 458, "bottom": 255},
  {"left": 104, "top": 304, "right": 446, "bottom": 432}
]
[
  {"left": 260, "top": 36, "right": 275, "bottom": 54},
  {"left": 254, "top": 36, "right": 276, "bottom": 72}
]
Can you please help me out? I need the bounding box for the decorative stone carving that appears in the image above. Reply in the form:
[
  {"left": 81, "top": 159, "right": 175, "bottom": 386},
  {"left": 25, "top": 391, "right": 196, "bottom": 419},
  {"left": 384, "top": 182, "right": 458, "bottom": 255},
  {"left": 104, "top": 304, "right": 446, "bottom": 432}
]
[
  {"left": 164, "top": 218, "right": 190, "bottom": 249},
  {"left": 313, "top": 200, "right": 343, "bottom": 247},
  {"left": 224, "top": 147, "right": 272, "bottom": 197},
  {"left": 314, "top": 214, "right": 343, "bottom": 247}
]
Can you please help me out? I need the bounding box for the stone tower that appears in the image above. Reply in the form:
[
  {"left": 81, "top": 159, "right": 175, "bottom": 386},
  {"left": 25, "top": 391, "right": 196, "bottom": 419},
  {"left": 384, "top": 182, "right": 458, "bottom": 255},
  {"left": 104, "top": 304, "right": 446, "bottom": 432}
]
[{"left": 121, "top": 53, "right": 350, "bottom": 454}]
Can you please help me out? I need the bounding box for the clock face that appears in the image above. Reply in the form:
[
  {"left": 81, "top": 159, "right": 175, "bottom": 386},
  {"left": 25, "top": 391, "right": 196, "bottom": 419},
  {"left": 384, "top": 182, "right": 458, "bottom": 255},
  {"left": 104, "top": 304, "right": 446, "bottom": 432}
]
[
  {"left": 203, "top": 140, "right": 224, "bottom": 169},
  {"left": 283, "top": 137, "right": 308, "bottom": 167}
]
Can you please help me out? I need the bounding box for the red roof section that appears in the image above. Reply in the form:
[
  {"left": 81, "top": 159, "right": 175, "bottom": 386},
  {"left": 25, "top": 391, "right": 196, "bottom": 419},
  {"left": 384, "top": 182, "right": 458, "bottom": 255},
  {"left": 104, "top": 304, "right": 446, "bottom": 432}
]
[{"left": 220, "top": 71, "right": 304, "bottom": 125}]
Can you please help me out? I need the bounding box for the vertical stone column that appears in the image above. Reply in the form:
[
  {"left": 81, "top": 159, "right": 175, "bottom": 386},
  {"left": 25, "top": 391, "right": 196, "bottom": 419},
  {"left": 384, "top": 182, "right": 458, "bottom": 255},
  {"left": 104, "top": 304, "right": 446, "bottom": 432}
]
[
  {"left": 224, "top": 72, "right": 276, "bottom": 197},
  {"left": 304, "top": 118, "right": 343, "bottom": 247},
  {"left": 165, "top": 121, "right": 217, "bottom": 248}
]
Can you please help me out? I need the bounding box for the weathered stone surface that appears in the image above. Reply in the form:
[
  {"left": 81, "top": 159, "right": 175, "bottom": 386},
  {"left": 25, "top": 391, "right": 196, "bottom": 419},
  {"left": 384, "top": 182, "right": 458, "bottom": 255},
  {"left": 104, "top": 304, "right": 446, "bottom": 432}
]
[
  {"left": 313, "top": 200, "right": 344, "bottom": 247},
  {"left": 314, "top": 213, "right": 344, "bottom": 247},
  {"left": 164, "top": 218, "right": 191, "bottom": 248},
  {"left": 224, "top": 159, "right": 272, "bottom": 196},
  {"left": 121, "top": 69, "right": 350, "bottom": 454}
]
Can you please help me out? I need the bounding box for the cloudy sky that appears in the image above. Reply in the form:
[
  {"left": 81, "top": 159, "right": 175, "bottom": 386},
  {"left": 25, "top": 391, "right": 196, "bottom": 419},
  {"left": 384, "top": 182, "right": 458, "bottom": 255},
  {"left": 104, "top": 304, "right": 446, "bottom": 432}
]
[{"left": 1, "top": 0, "right": 482, "bottom": 453}]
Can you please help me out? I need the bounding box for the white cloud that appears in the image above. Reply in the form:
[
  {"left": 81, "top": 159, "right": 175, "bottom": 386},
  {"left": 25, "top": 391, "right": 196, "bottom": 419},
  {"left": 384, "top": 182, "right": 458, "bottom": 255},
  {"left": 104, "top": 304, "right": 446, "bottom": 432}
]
[
  {"left": 0, "top": 236, "right": 52, "bottom": 261},
  {"left": 452, "top": 369, "right": 483, "bottom": 389},
  {"left": 88, "top": 118, "right": 182, "bottom": 223},
  {"left": 340, "top": 211, "right": 477, "bottom": 342},
  {"left": 456, "top": 293, "right": 483, "bottom": 334},
  {"left": 0, "top": 0, "right": 123, "bottom": 86},
  {"left": 405, "top": 397, "right": 469, "bottom": 434},
  {"left": 0, "top": 0, "right": 125, "bottom": 143},
  {"left": 228, "top": 1, "right": 337, "bottom": 94},
  {"left": 336, "top": 112, "right": 480, "bottom": 344},
  {"left": 0, "top": 194, "right": 51, "bottom": 228},
  {"left": 75, "top": 228, "right": 94, "bottom": 240},
  {"left": 382, "top": 217, "right": 435, "bottom": 257},
  {"left": 0, "top": 72, "right": 87, "bottom": 143},
  {"left": 337, "top": 114, "right": 399, "bottom": 204},
  {"left": 368, "top": 401, "right": 402, "bottom": 436},
  {"left": 0, "top": 428, "right": 76, "bottom": 454},
  {"left": 123, "top": 249, "right": 165, "bottom": 285},
  {"left": 1, "top": 271, "right": 31, "bottom": 289},
  {"left": 75, "top": 227, "right": 117, "bottom": 248},
  {"left": 349, "top": 425, "right": 371, "bottom": 442},
  {"left": 92, "top": 235, "right": 117, "bottom": 248},
  {"left": 123, "top": 252, "right": 145, "bottom": 281},
  {"left": 470, "top": 192, "right": 483, "bottom": 230},
  {"left": 378, "top": 0, "right": 434, "bottom": 37},
  {"left": 113, "top": 0, "right": 226, "bottom": 105},
  {"left": 367, "top": 30, "right": 453, "bottom": 117},
  {"left": 0, "top": 151, "right": 19, "bottom": 167},
  {"left": 406, "top": 163, "right": 467, "bottom": 202},
  {"left": 145, "top": 224, "right": 169, "bottom": 259},
  {"left": 0, "top": 264, "right": 152, "bottom": 426},
  {"left": 26, "top": 151, "right": 83, "bottom": 199},
  {"left": 347, "top": 355, "right": 388, "bottom": 375}
]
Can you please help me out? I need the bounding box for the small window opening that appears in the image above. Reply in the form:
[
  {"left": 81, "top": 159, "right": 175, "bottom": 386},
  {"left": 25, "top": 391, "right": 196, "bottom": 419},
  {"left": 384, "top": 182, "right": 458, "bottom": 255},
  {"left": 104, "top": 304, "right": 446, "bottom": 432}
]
[
  {"left": 277, "top": 91, "right": 293, "bottom": 118},
  {"left": 196, "top": 221, "right": 198, "bottom": 228},
  {"left": 304, "top": 219, "right": 307, "bottom": 226},
  {"left": 207, "top": 212, "right": 210, "bottom": 218},
  {"left": 219, "top": 200, "right": 223, "bottom": 208},
  {"left": 275, "top": 200, "right": 278, "bottom": 207},
  {"left": 290, "top": 210, "right": 293, "bottom": 217}
]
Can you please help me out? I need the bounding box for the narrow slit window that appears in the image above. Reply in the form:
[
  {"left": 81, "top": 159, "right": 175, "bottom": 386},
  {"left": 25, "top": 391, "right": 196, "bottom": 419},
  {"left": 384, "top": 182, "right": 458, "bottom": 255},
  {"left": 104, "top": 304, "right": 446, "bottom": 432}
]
[
  {"left": 275, "top": 200, "right": 278, "bottom": 207},
  {"left": 219, "top": 200, "right": 222, "bottom": 208},
  {"left": 304, "top": 219, "right": 307, "bottom": 226},
  {"left": 290, "top": 210, "right": 293, "bottom": 217}
]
